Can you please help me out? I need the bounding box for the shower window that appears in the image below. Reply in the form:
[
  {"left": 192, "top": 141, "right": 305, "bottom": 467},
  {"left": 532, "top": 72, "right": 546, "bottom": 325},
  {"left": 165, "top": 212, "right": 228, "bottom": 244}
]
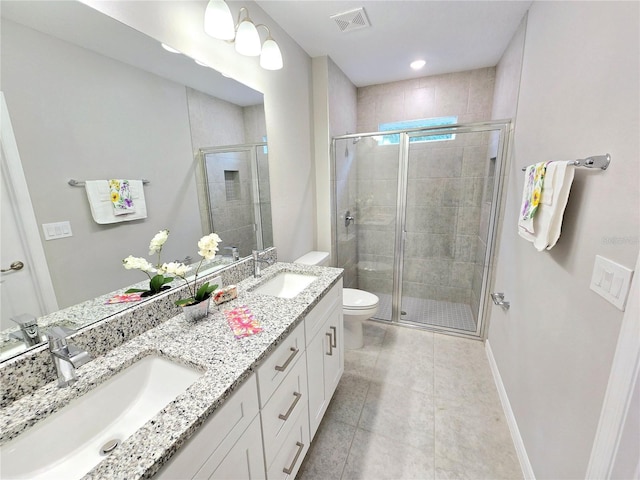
[{"left": 377, "top": 116, "right": 458, "bottom": 145}]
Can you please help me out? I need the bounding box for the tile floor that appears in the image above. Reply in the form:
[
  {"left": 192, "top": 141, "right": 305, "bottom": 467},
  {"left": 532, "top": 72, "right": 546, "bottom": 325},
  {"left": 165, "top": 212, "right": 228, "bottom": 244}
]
[
  {"left": 375, "top": 293, "right": 476, "bottom": 332},
  {"left": 296, "top": 321, "right": 522, "bottom": 480}
]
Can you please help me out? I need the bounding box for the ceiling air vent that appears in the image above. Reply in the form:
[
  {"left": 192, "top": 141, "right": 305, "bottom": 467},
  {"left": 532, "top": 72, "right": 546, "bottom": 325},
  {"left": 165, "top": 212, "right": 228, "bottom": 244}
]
[{"left": 330, "top": 7, "right": 370, "bottom": 33}]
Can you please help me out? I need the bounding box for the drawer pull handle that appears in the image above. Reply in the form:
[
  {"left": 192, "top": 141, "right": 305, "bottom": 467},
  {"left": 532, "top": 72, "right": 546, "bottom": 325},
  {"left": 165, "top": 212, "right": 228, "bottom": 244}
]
[
  {"left": 275, "top": 347, "right": 299, "bottom": 372},
  {"left": 330, "top": 326, "right": 337, "bottom": 348},
  {"left": 326, "top": 332, "right": 333, "bottom": 356},
  {"left": 283, "top": 441, "right": 305, "bottom": 475},
  {"left": 278, "top": 391, "right": 302, "bottom": 421}
]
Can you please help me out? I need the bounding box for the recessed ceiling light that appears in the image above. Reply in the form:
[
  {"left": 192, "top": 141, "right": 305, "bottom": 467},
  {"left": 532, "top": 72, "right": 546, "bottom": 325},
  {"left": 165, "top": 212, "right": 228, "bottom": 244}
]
[
  {"left": 194, "top": 59, "right": 210, "bottom": 67},
  {"left": 410, "top": 59, "right": 426, "bottom": 70},
  {"left": 161, "top": 43, "right": 181, "bottom": 54}
]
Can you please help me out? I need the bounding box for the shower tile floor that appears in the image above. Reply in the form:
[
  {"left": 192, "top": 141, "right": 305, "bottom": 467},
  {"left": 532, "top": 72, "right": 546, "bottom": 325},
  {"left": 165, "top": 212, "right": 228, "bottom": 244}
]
[
  {"left": 296, "top": 322, "right": 522, "bottom": 480},
  {"left": 374, "top": 292, "right": 476, "bottom": 332}
]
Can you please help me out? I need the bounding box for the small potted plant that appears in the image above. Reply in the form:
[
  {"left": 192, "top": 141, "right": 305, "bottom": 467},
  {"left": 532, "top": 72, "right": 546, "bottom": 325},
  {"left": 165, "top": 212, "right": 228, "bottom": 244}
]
[{"left": 164, "top": 233, "right": 222, "bottom": 321}]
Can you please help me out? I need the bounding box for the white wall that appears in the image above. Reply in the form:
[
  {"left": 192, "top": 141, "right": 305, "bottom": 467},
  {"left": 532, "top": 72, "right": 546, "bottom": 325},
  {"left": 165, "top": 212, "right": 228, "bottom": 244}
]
[
  {"left": 487, "top": 2, "right": 640, "bottom": 478},
  {"left": 1, "top": 19, "right": 201, "bottom": 307},
  {"left": 80, "top": 0, "right": 316, "bottom": 262}
]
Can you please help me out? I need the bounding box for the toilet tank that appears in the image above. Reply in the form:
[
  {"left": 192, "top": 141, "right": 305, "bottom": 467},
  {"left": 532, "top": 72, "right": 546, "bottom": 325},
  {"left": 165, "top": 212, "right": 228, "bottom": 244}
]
[{"left": 293, "top": 251, "right": 330, "bottom": 267}]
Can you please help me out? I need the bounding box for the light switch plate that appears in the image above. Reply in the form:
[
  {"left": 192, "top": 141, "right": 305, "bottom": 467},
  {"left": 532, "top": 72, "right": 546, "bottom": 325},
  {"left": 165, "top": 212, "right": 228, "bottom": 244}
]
[
  {"left": 42, "top": 221, "right": 73, "bottom": 240},
  {"left": 590, "top": 255, "right": 634, "bottom": 311}
]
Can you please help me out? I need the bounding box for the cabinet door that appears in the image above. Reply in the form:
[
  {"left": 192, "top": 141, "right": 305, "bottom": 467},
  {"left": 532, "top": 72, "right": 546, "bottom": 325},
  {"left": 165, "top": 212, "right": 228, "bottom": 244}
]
[
  {"left": 306, "top": 299, "right": 344, "bottom": 439},
  {"left": 323, "top": 300, "right": 344, "bottom": 401},
  {"left": 202, "top": 415, "right": 265, "bottom": 480},
  {"left": 306, "top": 323, "right": 328, "bottom": 439}
]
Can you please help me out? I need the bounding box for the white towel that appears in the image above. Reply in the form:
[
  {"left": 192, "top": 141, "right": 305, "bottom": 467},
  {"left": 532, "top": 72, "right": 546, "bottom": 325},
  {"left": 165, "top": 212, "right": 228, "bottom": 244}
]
[
  {"left": 85, "top": 180, "right": 147, "bottom": 224},
  {"left": 518, "top": 162, "right": 575, "bottom": 251}
]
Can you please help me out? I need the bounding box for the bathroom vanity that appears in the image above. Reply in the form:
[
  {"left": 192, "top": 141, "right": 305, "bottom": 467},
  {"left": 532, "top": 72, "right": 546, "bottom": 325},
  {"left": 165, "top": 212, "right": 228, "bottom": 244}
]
[{"left": 0, "top": 262, "right": 344, "bottom": 480}]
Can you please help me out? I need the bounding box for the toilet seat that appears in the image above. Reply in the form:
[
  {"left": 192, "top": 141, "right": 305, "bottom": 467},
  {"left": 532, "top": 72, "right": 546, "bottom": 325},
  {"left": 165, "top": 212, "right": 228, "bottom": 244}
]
[{"left": 343, "top": 288, "right": 379, "bottom": 310}]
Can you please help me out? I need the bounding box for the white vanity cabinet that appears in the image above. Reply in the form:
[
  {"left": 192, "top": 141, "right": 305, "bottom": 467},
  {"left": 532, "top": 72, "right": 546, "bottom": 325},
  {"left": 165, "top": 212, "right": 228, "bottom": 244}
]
[
  {"left": 154, "top": 278, "right": 344, "bottom": 480},
  {"left": 156, "top": 374, "right": 265, "bottom": 480},
  {"left": 304, "top": 280, "right": 344, "bottom": 439}
]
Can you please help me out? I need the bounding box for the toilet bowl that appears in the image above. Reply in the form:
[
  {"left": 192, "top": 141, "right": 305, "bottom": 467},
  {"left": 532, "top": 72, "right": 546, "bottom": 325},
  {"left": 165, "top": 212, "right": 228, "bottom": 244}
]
[{"left": 293, "top": 251, "right": 379, "bottom": 350}]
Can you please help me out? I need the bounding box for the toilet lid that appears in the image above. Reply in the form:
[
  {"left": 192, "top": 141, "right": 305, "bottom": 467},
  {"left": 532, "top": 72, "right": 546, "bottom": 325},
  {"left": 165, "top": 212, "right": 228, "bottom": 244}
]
[{"left": 343, "top": 288, "right": 379, "bottom": 310}]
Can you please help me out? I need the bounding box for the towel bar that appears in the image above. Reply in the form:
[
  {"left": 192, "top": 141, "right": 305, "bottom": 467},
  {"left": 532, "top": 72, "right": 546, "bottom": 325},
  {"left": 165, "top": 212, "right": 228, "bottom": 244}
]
[
  {"left": 68, "top": 179, "right": 150, "bottom": 187},
  {"left": 521, "top": 153, "right": 610, "bottom": 171}
]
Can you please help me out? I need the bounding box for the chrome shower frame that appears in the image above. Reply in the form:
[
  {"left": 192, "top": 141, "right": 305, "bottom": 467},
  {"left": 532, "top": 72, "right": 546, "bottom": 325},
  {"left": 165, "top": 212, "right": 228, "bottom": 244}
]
[
  {"left": 331, "top": 120, "right": 512, "bottom": 340},
  {"left": 199, "top": 142, "right": 269, "bottom": 251}
]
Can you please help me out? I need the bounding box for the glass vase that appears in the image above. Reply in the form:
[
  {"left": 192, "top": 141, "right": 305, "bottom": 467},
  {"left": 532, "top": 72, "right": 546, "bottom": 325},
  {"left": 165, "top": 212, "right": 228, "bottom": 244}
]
[{"left": 182, "top": 297, "right": 210, "bottom": 322}]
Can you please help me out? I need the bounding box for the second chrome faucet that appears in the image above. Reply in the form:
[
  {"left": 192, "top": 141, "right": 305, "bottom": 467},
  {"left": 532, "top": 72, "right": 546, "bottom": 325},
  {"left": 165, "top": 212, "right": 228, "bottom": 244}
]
[{"left": 252, "top": 250, "right": 272, "bottom": 278}]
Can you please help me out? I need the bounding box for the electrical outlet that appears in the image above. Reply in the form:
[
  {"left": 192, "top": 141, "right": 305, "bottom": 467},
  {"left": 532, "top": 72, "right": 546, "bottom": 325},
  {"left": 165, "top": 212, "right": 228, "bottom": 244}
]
[{"left": 590, "top": 255, "right": 634, "bottom": 311}]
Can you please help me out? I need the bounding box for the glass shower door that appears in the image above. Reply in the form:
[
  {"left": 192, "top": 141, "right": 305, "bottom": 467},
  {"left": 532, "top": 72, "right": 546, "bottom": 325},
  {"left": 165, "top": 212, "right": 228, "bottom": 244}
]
[
  {"left": 333, "top": 135, "right": 399, "bottom": 320},
  {"left": 399, "top": 125, "right": 506, "bottom": 335}
]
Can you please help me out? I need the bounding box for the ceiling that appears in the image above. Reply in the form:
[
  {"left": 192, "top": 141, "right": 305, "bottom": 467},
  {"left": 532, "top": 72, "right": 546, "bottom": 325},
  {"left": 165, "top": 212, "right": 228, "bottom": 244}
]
[{"left": 256, "top": 0, "right": 532, "bottom": 87}]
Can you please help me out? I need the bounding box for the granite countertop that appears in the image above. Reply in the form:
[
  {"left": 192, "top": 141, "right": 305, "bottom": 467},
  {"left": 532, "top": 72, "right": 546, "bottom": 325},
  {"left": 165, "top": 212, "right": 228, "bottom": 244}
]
[{"left": 0, "top": 262, "right": 343, "bottom": 480}]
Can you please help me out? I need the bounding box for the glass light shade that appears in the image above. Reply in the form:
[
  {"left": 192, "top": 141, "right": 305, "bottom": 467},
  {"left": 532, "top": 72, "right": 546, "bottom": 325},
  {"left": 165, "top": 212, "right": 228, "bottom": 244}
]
[
  {"left": 260, "top": 38, "right": 283, "bottom": 70},
  {"left": 235, "top": 20, "right": 261, "bottom": 56},
  {"left": 204, "top": 0, "right": 235, "bottom": 40}
]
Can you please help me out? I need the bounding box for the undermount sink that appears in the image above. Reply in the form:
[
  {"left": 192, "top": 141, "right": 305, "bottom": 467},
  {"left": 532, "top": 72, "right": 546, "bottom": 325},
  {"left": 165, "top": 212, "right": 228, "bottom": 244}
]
[
  {"left": 253, "top": 272, "right": 318, "bottom": 298},
  {"left": 0, "top": 355, "right": 203, "bottom": 480}
]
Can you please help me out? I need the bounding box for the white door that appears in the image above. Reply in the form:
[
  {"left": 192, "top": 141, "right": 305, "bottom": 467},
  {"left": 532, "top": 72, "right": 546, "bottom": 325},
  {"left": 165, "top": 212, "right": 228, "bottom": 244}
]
[{"left": 0, "top": 92, "right": 57, "bottom": 330}]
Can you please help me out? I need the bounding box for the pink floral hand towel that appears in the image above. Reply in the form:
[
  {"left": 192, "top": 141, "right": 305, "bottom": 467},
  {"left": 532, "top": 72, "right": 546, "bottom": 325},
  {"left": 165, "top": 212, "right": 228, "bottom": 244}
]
[{"left": 224, "top": 305, "right": 263, "bottom": 339}]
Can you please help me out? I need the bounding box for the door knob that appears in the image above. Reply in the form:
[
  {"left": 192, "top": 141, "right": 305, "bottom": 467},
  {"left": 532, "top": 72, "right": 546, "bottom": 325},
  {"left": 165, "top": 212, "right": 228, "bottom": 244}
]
[{"left": 1, "top": 261, "right": 24, "bottom": 273}]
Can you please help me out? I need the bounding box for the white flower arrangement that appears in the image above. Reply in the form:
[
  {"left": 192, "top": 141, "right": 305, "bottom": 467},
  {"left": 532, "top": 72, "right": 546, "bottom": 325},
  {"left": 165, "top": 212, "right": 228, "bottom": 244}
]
[{"left": 123, "top": 230, "right": 222, "bottom": 304}]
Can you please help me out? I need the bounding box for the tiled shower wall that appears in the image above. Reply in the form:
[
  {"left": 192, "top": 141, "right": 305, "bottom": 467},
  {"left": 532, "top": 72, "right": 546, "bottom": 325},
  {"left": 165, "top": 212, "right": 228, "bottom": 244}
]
[{"left": 355, "top": 68, "right": 496, "bottom": 315}]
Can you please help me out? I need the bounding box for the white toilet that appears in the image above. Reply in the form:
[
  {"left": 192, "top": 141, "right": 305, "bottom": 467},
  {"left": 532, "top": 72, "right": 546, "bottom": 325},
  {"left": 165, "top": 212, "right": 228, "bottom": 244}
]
[{"left": 294, "top": 251, "right": 379, "bottom": 350}]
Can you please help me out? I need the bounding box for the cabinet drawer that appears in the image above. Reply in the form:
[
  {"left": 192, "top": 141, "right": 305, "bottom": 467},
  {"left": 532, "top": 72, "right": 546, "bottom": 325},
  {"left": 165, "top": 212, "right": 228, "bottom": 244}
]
[
  {"left": 266, "top": 404, "right": 310, "bottom": 480},
  {"left": 261, "top": 353, "right": 308, "bottom": 468},
  {"left": 257, "top": 321, "right": 305, "bottom": 407},
  {"left": 156, "top": 374, "right": 260, "bottom": 479},
  {"left": 304, "top": 280, "right": 342, "bottom": 345}
]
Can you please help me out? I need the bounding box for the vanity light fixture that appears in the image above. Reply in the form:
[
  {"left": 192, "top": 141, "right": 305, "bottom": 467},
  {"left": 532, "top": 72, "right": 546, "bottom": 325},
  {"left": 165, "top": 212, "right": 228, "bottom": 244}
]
[
  {"left": 234, "top": 8, "right": 261, "bottom": 56},
  {"left": 204, "top": 0, "right": 283, "bottom": 70},
  {"left": 410, "top": 59, "right": 426, "bottom": 70}
]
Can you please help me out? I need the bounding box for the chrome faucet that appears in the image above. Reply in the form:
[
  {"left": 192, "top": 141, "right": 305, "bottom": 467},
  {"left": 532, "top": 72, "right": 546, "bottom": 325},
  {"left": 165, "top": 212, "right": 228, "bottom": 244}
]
[
  {"left": 225, "top": 246, "right": 240, "bottom": 261},
  {"left": 252, "top": 250, "right": 271, "bottom": 278},
  {"left": 47, "top": 327, "right": 92, "bottom": 388},
  {"left": 10, "top": 313, "right": 43, "bottom": 347}
]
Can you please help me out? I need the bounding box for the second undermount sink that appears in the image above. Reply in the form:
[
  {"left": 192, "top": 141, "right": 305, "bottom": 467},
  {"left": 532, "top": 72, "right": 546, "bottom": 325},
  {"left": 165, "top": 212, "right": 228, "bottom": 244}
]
[
  {"left": 253, "top": 272, "right": 318, "bottom": 298},
  {"left": 0, "top": 355, "right": 203, "bottom": 480}
]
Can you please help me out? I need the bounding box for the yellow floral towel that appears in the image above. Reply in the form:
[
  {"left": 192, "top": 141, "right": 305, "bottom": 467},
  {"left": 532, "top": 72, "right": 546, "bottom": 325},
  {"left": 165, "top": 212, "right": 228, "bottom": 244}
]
[
  {"left": 518, "top": 162, "right": 548, "bottom": 234},
  {"left": 109, "top": 179, "right": 135, "bottom": 215}
]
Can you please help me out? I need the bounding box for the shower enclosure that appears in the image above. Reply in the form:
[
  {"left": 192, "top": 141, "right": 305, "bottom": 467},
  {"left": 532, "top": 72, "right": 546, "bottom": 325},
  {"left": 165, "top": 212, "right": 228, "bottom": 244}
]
[
  {"left": 200, "top": 143, "right": 272, "bottom": 258},
  {"left": 332, "top": 121, "right": 509, "bottom": 337}
]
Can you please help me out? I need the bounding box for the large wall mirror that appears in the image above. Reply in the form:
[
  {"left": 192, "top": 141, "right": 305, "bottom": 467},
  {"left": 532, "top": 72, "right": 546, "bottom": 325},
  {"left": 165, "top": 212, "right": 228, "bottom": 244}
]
[{"left": 0, "top": 1, "right": 273, "bottom": 361}]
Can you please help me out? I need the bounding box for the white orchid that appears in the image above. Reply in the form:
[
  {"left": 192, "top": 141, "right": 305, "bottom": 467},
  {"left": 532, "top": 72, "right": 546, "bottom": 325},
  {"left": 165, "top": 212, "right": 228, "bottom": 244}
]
[
  {"left": 197, "top": 233, "right": 221, "bottom": 260},
  {"left": 123, "top": 229, "right": 222, "bottom": 305},
  {"left": 122, "top": 255, "right": 156, "bottom": 273},
  {"left": 149, "top": 229, "right": 169, "bottom": 255},
  {"left": 159, "top": 262, "right": 192, "bottom": 277}
]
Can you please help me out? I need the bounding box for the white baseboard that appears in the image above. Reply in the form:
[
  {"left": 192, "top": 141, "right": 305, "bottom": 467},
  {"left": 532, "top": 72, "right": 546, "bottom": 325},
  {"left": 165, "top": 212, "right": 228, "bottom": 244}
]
[{"left": 485, "top": 339, "right": 536, "bottom": 480}]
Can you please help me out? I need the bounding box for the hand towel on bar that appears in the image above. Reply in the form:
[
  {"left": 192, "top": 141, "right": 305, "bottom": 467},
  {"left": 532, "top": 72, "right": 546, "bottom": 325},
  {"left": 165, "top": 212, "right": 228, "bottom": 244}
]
[
  {"left": 518, "top": 162, "right": 575, "bottom": 251},
  {"left": 543, "top": 162, "right": 575, "bottom": 250},
  {"left": 518, "top": 162, "right": 549, "bottom": 235},
  {"left": 108, "top": 179, "right": 135, "bottom": 215},
  {"left": 85, "top": 180, "right": 147, "bottom": 224}
]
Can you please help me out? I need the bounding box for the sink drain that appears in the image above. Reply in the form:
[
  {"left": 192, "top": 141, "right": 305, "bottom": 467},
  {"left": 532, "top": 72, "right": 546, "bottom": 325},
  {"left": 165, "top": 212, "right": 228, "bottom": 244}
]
[{"left": 100, "top": 439, "right": 120, "bottom": 455}]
